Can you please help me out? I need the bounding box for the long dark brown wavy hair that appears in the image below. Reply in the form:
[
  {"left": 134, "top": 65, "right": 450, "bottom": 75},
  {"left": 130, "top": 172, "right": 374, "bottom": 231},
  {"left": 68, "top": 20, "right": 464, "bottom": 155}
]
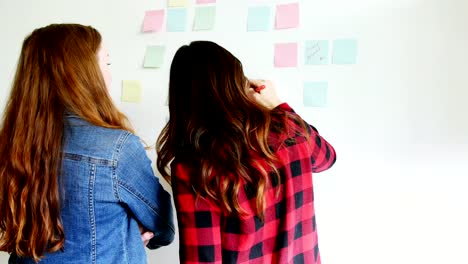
[
  {"left": 0, "top": 24, "right": 132, "bottom": 262},
  {"left": 157, "top": 41, "right": 288, "bottom": 217}
]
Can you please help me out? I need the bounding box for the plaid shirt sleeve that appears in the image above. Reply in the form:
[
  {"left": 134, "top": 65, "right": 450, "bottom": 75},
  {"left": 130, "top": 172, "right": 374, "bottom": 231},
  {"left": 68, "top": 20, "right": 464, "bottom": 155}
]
[
  {"left": 277, "top": 103, "right": 336, "bottom": 173},
  {"left": 172, "top": 164, "right": 222, "bottom": 264}
]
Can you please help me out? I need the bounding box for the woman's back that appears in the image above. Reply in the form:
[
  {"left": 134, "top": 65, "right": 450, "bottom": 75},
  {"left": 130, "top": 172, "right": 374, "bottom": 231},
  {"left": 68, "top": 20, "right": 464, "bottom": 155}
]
[
  {"left": 1, "top": 24, "right": 174, "bottom": 263},
  {"left": 157, "top": 41, "right": 336, "bottom": 263},
  {"left": 172, "top": 103, "right": 336, "bottom": 264},
  {"left": 13, "top": 115, "right": 174, "bottom": 264}
]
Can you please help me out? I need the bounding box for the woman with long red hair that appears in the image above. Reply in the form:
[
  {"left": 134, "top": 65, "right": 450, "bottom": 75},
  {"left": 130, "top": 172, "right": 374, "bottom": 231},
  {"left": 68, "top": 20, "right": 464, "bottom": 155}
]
[
  {"left": 0, "top": 24, "right": 174, "bottom": 263},
  {"left": 157, "top": 41, "right": 336, "bottom": 263}
]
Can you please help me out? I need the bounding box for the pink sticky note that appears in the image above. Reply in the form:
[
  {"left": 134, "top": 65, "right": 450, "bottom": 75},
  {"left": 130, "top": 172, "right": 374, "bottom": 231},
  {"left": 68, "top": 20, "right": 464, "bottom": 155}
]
[
  {"left": 196, "top": 0, "right": 216, "bottom": 4},
  {"left": 143, "top": 10, "right": 165, "bottom": 32},
  {"left": 275, "top": 3, "right": 299, "bottom": 29},
  {"left": 274, "top": 43, "right": 298, "bottom": 67}
]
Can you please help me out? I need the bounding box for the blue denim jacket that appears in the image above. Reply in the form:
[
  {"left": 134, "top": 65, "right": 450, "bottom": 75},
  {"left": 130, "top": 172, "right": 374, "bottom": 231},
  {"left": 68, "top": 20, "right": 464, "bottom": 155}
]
[{"left": 11, "top": 115, "right": 175, "bottom": 264}]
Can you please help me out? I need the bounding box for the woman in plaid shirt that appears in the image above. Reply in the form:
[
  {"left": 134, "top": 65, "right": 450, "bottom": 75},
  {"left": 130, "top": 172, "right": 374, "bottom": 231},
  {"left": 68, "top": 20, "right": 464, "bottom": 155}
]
[{"left": 157, "top": 41, "right": 336, "bottom": 264}]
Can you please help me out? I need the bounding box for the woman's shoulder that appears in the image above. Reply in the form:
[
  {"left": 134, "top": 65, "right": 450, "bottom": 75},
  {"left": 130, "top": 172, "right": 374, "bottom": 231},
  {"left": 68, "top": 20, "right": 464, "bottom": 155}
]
[
  {"left": 63, "top": 117, "right": 139, "bottom": 161},
  {"left": 268, "top": 104, "right": 310, "bottom": 151},
  {"left": 171, "top": 160, "right": 191, "bottom": 180}
]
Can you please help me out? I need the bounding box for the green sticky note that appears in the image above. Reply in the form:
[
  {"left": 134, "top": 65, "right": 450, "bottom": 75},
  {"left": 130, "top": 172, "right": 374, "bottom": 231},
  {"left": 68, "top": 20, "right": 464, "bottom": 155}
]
[
  {"left": 332, "top": 39, "right": 358, "bottom": 64},
  {"left": 305, "top": 40, "right": 329, "bottom": 65},
  {"left": 304, "top": 82, "right": 327, "bottom": 107},
  {"left": 193, "top": 6, "right": 216, "bottom": 31},
  {"left": 122, "top": 80, "right": 142, "bottom": 103},
  {"left": 144, "top": 45, "right": 165, "bottom": 68},
  {"left": 168, "top": 0, "right": 188, "bottom": 7},
  {"left": 247, "top": 6, "right": 271, "bottom": 31}
]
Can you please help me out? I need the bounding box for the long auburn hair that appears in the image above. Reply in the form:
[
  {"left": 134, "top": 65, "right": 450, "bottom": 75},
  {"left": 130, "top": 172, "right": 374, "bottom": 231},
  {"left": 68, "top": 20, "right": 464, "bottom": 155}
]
[
  {"left": 157, "top": 41, "right": 286, "bottom": 217},
  {"left": 0, "top": 24, "right": 132, "bottom": 261}
]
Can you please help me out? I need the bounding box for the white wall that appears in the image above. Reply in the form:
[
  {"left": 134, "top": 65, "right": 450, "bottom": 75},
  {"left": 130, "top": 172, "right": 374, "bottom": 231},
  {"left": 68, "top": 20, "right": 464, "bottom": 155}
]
[{"left": 1, "top": 0, "right": 468, "bottom": 263}]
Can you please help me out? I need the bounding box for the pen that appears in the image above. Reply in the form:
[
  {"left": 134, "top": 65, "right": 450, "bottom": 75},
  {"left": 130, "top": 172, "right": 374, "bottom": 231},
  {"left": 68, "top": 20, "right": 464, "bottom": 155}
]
[{"left": 254, "top": 85, "right": 266, "bottom": 93}]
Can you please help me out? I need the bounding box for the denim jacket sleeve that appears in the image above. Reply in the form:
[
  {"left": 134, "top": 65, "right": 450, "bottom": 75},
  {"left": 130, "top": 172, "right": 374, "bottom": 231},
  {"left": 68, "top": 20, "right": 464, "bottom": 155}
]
[{"left": 114, "top": 132, "right": 175, "bottom": 249}]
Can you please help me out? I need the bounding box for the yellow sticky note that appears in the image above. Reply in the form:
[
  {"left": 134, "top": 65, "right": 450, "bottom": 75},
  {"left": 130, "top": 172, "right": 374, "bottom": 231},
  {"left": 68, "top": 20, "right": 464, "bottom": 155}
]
[
  {"left": 168, "top": 0, "right": 188, "bottom": 7},
  {"left": 122, "top": 80, "right": 142, "bottom": 103}
]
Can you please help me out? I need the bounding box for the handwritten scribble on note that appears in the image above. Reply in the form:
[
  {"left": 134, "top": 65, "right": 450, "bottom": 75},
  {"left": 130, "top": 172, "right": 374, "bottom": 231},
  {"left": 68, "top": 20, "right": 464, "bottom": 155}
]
[{"left": 305, "top": 40, "right": 329, "bottom": 65}]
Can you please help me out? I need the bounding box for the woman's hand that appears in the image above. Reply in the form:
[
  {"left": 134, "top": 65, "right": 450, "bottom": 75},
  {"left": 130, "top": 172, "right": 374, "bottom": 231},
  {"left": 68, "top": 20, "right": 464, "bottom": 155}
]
[
  {"left": 247, "top": 79, "right": 284, "bottom": 110},
  {"left": 139, "top": 224, "right": 154, "bottom": 246}
]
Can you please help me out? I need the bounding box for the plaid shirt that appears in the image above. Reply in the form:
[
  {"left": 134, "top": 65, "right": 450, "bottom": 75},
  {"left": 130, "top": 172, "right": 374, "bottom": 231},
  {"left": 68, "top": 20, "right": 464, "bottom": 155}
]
[{"left": 172, "top": 103, "right": 336, "bottom": 264}]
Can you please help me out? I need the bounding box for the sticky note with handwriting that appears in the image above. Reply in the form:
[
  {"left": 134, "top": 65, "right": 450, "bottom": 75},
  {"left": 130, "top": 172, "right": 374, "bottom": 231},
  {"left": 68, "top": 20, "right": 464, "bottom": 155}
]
[{"left": 305, "top": 40, "right": 329, "bottom": 65}]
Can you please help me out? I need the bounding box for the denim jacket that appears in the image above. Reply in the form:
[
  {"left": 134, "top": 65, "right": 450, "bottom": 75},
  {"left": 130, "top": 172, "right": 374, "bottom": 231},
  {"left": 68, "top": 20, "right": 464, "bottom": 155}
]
[{"left": 11, "top": 115, "right": 175, "bottom": 264}]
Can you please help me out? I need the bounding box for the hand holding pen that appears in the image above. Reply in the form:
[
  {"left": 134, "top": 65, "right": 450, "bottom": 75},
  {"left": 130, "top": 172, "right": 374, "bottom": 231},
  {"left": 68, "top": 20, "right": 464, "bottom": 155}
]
[{"left": 248, "top": 79, "right": 284, "bottom": 110}]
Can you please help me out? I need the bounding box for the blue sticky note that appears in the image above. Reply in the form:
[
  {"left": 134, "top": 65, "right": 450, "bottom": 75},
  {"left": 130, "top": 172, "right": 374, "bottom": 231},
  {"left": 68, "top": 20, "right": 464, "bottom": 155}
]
[
  {"left": 305, "top": 40, "right": 329, "bottom": 65},
  {"left": 167, "top": 8, "right": 188, "bottom": 32},
  {"left": 193, "top": 6, "right": 216, "bottom": 31},
  {"left": 304, "top": 82, "right": 327, "bottom": 107},
  {"left": 332, "top": 39, "right": 358, "bottom": 64},
  {"left": 247, "top": 6, "right": 271, "bottom": 31}
]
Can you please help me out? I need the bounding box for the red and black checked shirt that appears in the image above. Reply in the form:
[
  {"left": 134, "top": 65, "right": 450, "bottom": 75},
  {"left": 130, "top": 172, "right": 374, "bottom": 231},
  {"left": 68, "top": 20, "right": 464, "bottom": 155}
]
[{"left": 172, "top": 103, "right": 336, "bottom": 264}]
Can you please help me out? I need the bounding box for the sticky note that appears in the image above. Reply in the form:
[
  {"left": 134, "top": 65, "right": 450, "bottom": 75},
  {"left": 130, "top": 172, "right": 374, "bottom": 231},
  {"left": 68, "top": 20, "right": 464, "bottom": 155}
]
[
  {"left": 275, "top": 2, "right": 299, "bottom": 29},
  {"left": 168, "top": 0, "right": 188, "bottom": 7},
  {"left": 305, "top": 40, "right": 329, "bottom": 65},
  {"left": 142, "top": 10, "right": 165, "bottom": 32},
  {"left": 247, "top": 6, "right": 271, "bottom": 31},
  {"left": 303, "top": 82, "right": 327, "bottom": 107},
  {"left": 144, "top": 45, "right": 165, "bottom": 68},
  {"left": 274, "top": 43, "right": 298, "bottom": 68},
  {"left": 122, "top": 80, "right": 142, "bottom": 103},
  {"left": 167, "top": 8, "right": 188, "bottom": 32},
  {"left": 196, "top": 0, "right": 216, "bottom": 4},
  {"left": 332, "top": 39, "right": 358, "bottom": 64},
  {"left": 193, "top": 6, "right": 216, "bottom": 31}
]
